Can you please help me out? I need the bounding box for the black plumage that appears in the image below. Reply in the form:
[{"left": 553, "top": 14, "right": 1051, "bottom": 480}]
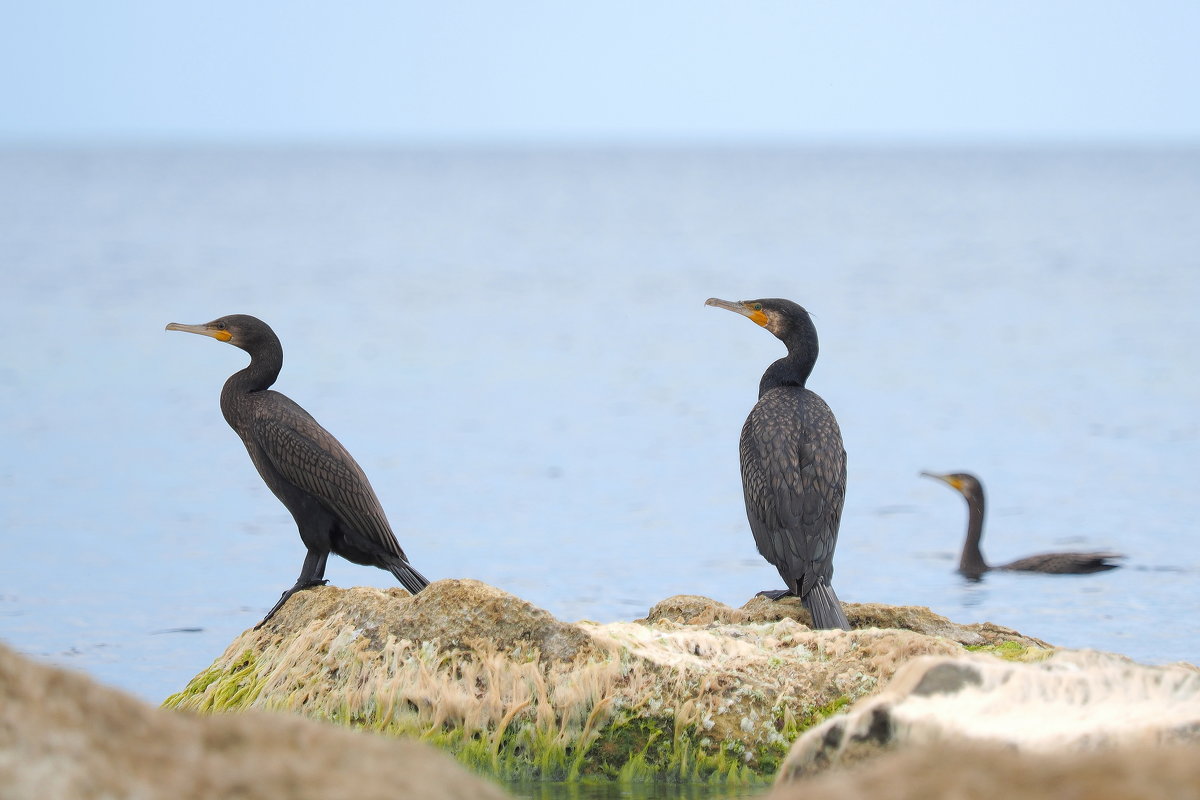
[
  {"left": 706, "top": 297, "right": 850, "bottom": 630},
  {"left": 921, "top": 471, "right": 1123, "bottom": 579},
  {"left": 166, "top": 314, "right": 428, "bottom": 627}
]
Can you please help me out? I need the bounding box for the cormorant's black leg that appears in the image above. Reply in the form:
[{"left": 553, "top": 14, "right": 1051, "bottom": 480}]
[
  {"left": 254, "top": 549, "right": 330, "bottom": 629},
  {"left": 756, "top": 588, "right": 794, "bottom": 600}
]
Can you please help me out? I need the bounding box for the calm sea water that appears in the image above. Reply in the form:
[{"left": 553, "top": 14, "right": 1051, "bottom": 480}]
[{"left": 2, "top": 147, "right": 1198, "bottom": 719}]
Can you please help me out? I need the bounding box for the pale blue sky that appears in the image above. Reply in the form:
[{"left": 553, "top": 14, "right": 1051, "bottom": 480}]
[{"left": 2, "top": 1, "right": 1198, "bottom": 144}]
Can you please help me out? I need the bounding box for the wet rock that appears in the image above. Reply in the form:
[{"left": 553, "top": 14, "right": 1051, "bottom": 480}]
[
  {"left": 775, "top": 649, "right": 1200, "bottom": 784},
  {"left": 165, "top": 580, "right": 1050, "bottom": 784},
  {"left": 0, "top": 640, "right": 509, "bottom": 800}
]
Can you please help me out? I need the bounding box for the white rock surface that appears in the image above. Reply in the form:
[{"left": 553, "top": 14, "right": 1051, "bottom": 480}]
[{"left": 777, "top": 649, "right": 1200, "bottom": 782}]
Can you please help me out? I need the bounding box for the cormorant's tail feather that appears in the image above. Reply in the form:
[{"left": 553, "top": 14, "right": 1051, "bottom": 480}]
[
  {"left": 802, "top": 581, "right": 850, "bottom": 630},
  {"left": 386, "top": 559, "right": 430, "bottom": 595}
]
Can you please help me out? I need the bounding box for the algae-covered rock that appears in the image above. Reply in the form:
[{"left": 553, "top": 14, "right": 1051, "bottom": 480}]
[
  {"left": 775, "top": 649, "right": 1200, "bottom": 784},
  {"left": 0, "top": 640, "right": 509, "bottom": 800},
  {"left": 165, "top": 580, "right": 1051, "bottom": 785}
]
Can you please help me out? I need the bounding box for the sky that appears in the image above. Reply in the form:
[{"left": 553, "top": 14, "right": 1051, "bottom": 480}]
[{"left": 1, "top": 1, "right": 1199, "bottom": 144}]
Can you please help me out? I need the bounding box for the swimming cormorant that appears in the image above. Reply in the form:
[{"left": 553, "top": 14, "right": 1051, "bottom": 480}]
[
  {"left": 920, "top": 471, "right": 1123, "bottom": 579},
  {"left": 166, "top": 314, "right": 429, "bottom": 627},
  {"left": 706, "top": 297, "right": 850, "bottom": 630}
]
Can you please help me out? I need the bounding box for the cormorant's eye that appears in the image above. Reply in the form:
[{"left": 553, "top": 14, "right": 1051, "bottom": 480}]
[
  {"left": 215, "top": 322, "right": 227, "bottom": 330},
  {"left": 752, "top": 303, "right": 763, "bottom": 311}
]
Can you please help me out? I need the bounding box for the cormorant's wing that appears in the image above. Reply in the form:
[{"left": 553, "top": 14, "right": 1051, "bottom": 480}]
[
  {"left": 250, "top": 392, "right": 409, "bottom": 561},
  {"left": 739, "top": 388, "right": 846, "bottom": 597}
]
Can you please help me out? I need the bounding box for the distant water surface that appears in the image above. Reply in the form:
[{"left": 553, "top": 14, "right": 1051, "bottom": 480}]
[{"left": 1, "top": 146, "right": 1198, "bottom": 717}]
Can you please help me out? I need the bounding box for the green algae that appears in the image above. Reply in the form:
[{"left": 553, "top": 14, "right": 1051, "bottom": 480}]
[
  {"left": 161, "top": 651, "right": 835, "bottom": 786},
  {"left": 965, "top": 640, "right": 1054, "bottom": 663},
  {"left": 162, "top": 650, "right": 265, "bottom": 712},
  {"left": 385, "top": 704, "right": 782, "bottom": 784}
]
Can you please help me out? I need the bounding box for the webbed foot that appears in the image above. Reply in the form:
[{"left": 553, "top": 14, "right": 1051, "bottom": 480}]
[
  {"left": 253, "top": 580, "right": 331, "bottom": 630},
  {"left": 756, "top": 589, "right": 795, "bottom": 601}
]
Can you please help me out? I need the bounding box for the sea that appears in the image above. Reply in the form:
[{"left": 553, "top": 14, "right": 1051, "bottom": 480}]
[{"left": 1, "top": 146, "right": 1197, "bottom": 768}]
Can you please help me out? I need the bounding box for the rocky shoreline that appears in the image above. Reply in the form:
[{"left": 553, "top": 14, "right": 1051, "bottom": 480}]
[{"left": 4, "top": 580, "right": 1198, "bottom": 799}]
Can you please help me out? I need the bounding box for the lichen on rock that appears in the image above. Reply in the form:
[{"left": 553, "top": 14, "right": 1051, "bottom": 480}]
[{"left": 163, "top": 579, "right": 1051, "bottom": 784}]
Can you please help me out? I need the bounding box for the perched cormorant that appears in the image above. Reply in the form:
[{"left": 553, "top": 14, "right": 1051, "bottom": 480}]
[
  {"left": 166, "top": 315, "right": 429, "bottom": 627},
  {"left": 706, "top": 297, "right": 850, "bottom": 630},
  {"left": 920, "top": 471, "right": 1123, "bottom": 579}
]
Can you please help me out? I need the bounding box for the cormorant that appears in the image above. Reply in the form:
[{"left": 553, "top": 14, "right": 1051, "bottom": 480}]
[
  {"left": 706, "top": 297, "right": 850, "bottom": 630},
  {"left": 920, "top": 471, "right": 1123, "bottom": 579},
  {"left": 166, "top": 314, "right": 429, "bottom": 627}
]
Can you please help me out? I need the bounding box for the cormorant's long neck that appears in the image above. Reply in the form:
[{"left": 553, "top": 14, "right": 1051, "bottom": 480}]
[
  {"left": 220, "top": 340, "right": 282, "bottom": 428},
  {"left": 758, "top": 325, "right": 818, "bottom": 397},
  {"left": 958, "top": 491, "right": 988, "bottom": 576}
]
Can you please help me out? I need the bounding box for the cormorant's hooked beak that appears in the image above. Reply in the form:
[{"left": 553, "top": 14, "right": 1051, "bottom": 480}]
[
  {"left": 705, "top": 297, "right": 768, "bottom": 327},
  {"left": 920, "top": 471, "right": 963, "bottom": 492},
  {"left": 166, "top": 322, "right": 232, "bottom": 342}
]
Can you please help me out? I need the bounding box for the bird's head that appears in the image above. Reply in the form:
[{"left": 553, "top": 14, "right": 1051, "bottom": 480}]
[
  {"left": 920, "top": 471, "right": 985, "bottom": 504},
  {"left": 704, "top": 297, "right": 815, "bottom": 346},
  {"left": 165, "top": 314, "right": 278, "bottom": 355}
]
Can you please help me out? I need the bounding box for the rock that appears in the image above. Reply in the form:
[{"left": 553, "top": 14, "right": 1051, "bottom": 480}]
[
  {"left": 257, "top": 578, "right": 594, "bottom": 662},
  {"left": 775, "top": 649, "right": 1200, "bottom": 784},
  {"left": 767, "top": 740, "right": 1200, "bottom": 800},
  {"left": 0, "top": 640, "right": 509, "bottom": 800},
  {"left": 642, "top": 593, "right": 752, "bottom": 626},
  {"left": 733, "top": 597, "right": 1052, "bottom": 651},
  {"left": 165, "top": 580, "right": 1050, "bottom": 784}
]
